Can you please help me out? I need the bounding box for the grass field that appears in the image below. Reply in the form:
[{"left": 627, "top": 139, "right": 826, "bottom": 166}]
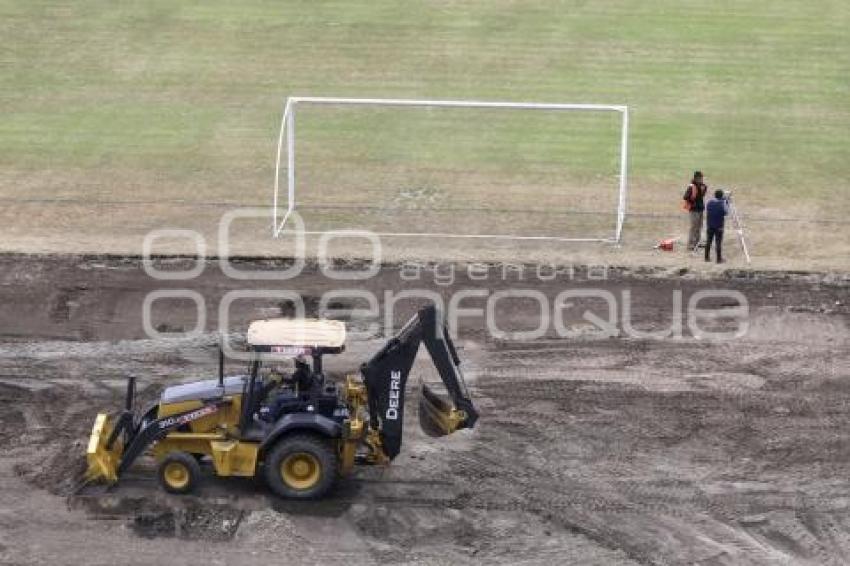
[{"left": 1, "top": 1, "right": 848, "bottom": 267}]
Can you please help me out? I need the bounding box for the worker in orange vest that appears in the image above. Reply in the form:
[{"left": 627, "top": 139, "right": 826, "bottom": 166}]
[{"left": 682, "top": 171, "right": 708, "bottom": 250}]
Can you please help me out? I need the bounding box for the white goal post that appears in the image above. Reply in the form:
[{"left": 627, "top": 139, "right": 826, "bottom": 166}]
[{"left": 273, "top": 96, "right": 629, "bottom": 243}]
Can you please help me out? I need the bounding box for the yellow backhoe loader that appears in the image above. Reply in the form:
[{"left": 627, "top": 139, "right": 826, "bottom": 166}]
[{"left": 85, "top": 304, "right": 478, "bottom": 499}]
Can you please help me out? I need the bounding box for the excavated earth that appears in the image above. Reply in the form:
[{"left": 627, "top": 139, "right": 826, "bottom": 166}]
[{"left": 0, "top": 254, "right": 849, "bottom": 565}]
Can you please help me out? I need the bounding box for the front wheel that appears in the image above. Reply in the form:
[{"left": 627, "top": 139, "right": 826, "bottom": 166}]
[
  {"left": 158, "top": 451, "right": 201, "bottom": 495},
  {"left": 264, "top": 434, "right": 338, "bottom": 499}
]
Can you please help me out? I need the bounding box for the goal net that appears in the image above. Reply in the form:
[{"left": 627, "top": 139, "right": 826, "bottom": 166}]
[{"left": 273, "top": 97, "right": 628, "bottom": 243}]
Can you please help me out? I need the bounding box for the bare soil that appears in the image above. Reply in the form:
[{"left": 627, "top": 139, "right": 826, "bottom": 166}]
[{"left": 0, "top": 254, "right": 848, "bottom": 565}]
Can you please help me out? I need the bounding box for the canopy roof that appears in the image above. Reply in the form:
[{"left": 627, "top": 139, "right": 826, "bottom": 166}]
[{"left": 246, "top": 318, "right": 346, "bottom": 353}]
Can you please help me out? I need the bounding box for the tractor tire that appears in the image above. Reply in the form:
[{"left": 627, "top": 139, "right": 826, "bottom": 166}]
[
  {"left": 264, "top": 434, "right": 337, "bottom": 499},
  {"left": 158, "top": 451, "right": 201, "bottom": 495}
]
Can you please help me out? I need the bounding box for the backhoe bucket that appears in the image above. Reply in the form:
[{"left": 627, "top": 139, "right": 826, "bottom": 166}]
[
  {"left": 418, "top": 385, "right": 467, "bottom": 438},
  {"left": 85, "top": 413, "right": 122, "bottom": 483}
]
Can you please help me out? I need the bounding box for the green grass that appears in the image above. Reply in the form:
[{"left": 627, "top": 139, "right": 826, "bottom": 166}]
[{"left": 0, "top": 0, "right": 848, "bottom": 243}]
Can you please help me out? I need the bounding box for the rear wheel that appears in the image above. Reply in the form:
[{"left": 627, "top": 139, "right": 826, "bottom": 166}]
[
  {"left": 158, "top": 451, "right": 201, "bottom": 494},
  {"left": 264, "top": 434, "right": 337, "bottom": 499}
]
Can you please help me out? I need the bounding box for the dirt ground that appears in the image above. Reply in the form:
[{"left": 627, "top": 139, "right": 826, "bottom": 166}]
[{"left": 0, "top": 254, "right": 849, "bottom": 565}]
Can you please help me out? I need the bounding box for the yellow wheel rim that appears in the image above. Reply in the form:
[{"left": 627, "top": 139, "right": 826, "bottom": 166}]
[
  {"left": 280, "top": 452, "right": 321, "bottom": 490},
  {"left": 163, "top": 462, "right": 190, "bottom": 490}
]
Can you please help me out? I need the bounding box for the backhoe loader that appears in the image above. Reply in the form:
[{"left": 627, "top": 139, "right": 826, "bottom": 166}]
[{"left": 85, "top": 304, "right": 478, "bottom": 499}]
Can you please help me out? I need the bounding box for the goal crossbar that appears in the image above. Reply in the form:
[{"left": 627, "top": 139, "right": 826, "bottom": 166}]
[{"left": 273, "top": 96, "right": 629, "bottom": 242}]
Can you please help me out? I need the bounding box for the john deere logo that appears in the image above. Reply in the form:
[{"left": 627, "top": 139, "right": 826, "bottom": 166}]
[{"left": 386, "top": 370, "right": 401, "bottom": 420}]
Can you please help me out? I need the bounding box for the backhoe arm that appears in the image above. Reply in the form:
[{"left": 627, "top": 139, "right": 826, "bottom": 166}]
[{"left": 360, "top": 304, "right": 478, "bottom": 460}]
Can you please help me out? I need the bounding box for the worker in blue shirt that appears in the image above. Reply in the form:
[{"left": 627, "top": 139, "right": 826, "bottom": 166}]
[{"left": 705, "top": 189, "right": 729, "bottom": 263}]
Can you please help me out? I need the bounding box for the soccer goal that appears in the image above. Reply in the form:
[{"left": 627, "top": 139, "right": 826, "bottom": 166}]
[{"left": 273, "top": 96, "right": 629, "bottom": 243}]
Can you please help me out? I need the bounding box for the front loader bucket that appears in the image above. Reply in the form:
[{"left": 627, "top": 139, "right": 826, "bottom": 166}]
[
  {"left": 418, "top": 385, "right": 468, "bottom": 438},
  {"left": 85, "top": 413, "right": 121, "bottom": 483}
]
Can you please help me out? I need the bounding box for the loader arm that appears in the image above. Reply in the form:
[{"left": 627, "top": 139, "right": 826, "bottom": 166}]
[
  {"left": 86, "top": 397, "right": 229, "bottom": 483},
  {"left": 360, "top": 305, "right": 478, "bottom": 460}
]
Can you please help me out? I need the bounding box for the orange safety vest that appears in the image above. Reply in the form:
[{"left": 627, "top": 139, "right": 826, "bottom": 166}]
[{"left": 682, "top": 182, "right": 707, "bottom": 211}]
